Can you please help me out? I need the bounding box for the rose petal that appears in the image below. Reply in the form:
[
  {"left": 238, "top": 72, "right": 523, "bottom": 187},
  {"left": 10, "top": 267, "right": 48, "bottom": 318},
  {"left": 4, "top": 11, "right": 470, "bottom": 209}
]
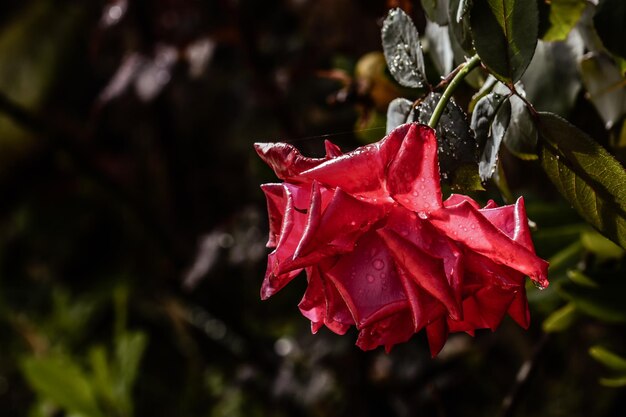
[
  {"left": 377, "top": 228, "right": 461, "bottom": 320},
  {"left": 429, "top": 201, "right": 549, "bottom": 288},
  {"left": 479, "top": 197, "right": 535, "bottom": 251},
  {"left": 426, "top": 318, "right": 449, "bottom": 357},
  {"left": 397, "top": 268, "right": 447, "bottom": 332},
  {"left": 255, "top": 142, "right": 325, "bottom": 181},
  {"left": 444, "top": 193, "right": 481, "bottom": 209},
  {"left": 326, "top": 231, "right": 408, "bottom": 328},
  {"left": 299, "top": 124, "right": 410, "bottom": 199},
  {"left": 324, "top": 140, "right": 343, "bottom": 158},
  {"left": 356, "top": 309, "right": 416, "bottom": 352},
  {"left": 387, "top": 124, "right": 442, "bottom": 213},
  {"left": 261, "top": 183, "right": 285, "bottom": 248},
  {"left": 447, "top": 285, "right": 516, "bottom": 333}
]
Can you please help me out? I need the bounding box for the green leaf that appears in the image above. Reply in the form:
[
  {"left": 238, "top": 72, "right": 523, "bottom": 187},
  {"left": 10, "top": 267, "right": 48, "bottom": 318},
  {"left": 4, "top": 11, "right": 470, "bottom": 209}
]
[
  {"left": 479, "top": 96, "right": 511, "bottom": 181},
  {"left": 425, "top": 21, "right": 454, "bottom": 76},
  {"left": 580, "top": 53, "right": 626, "bottom": 130},
  {"left": 581, "top": 230, "right": 625, "bottom": 260},
  {"left": 599, "top": 376, "right": 626, "bottom": 387},
  {"left": 503, "top": 93, "right": 538, "bottom": 159},
  {"left": 21, "top": 355, "right": 103, "bottom": 417},
  {"left": 115, "top": 331, "right": 148, "bottom": 397},
  {"left": 543, "top": 0, "right": 587, "bottom": 41},
  {"left": 542, "top": 302, "right": 578, "bottom": 333},
  {"left": 421, "top": 0, "right": 449, "bottom": 25},
  {"left": 469, "top": 0, "right": 538, "bottom": 83},
  {"left": 522, "top": 33, "right": 584, "bottom": 116},
  {"left": 381, "top": 8, "right": 427, "bottom": 88},
  {"left": 386, "top": 98, "right": 414, "bottom": 133},
  {"left": 448, "top": 0, "right": 474, "bottom": 53},
  {"left": 593, "top": 0, "right": 626, "bottom": 60},
  {"left": 589, "top": 346, "right": 626, "bottom": 371},
  {"left": 538, "top": 112, "right": 626, "bottom": 249},
  {"left": 414, "top": 92, "right": 482, "bottom": 190},
  {"left": 558, "top": 275, "right": 626, "bottom": 323}
]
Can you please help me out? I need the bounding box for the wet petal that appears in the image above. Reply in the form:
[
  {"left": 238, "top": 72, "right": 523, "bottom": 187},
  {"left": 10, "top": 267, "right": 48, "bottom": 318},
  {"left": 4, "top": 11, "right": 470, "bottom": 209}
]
[
  {"left": 326, "top": 231, "right": 408, "bottom": 327},
  {"left": 479, "top": 197, "right": 535, "bottom": 251},
  {"left": 426, "top": 318, "right": 448, "bottom": 357},
  {"left": 299, "top": 124, "right": 410, "bottom": 199},
  {"left": 378, "top": 228, "right": 461, "bottom": 320},
  {"left": 356, "top": 309, "right": 416, "bottom": 352},
  {"left": 324, "top": 140, "right": 343, "bottom": 158},
  {"left": 387, "top": 124, "right": 442, "bottom": 213},
  {"left": 260, "top": 183, "right": 285, "bottom": 248},
  {"left": 447, "top": 285, "right": 516, "bottom": 332},
  {"left": 254, "top": 142, "right": 325, "bottom": 181},
  {"left": 444, "top": 193, "right": 481, "bottom": 209},
  {"left": 429, "top": 201, "right": 549, "bottom": 288}
]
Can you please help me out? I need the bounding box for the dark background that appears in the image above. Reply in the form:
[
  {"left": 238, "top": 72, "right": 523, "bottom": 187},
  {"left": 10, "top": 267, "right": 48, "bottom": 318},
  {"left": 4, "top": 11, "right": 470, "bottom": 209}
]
[{"left": 0, "top": 1, "right": 624, "bottom": 416}]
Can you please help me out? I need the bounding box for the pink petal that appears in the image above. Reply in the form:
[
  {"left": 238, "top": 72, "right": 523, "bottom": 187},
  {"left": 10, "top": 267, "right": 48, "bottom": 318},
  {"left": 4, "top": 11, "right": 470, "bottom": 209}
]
[
  {"left": 377, "top": 228, "right": 461, "bottom": 320},
  {"left": 447, "top": 285, "right": 516, "bottom": 333},
  {"left": 397, "top": 268, "right": 447, "bottom": 332},
  {"left": 255, "top": 142, "right": 325, "bottom": 181},
  {"left": 326, "top": 231, "right": 408, "bottom": 328},
  {"left": 261, "top": 183, "right": 286, "bottom": 248},
  {"left": 444, "top": 193, "right": 481, "bottom": 209},
  {"left": 386, "top": 124, "right": 442, "bottom": 213},
  {"left": 507, "top": 288, "right": 530, "bottom": 329},
  {"left": 294, "top": 187, "right": 390, "bottom": 260},
  {"left": 299, "top": 124, "right": 411, "bottom": 200},
  {"left": 478, "top": 197, "right": 535, "bottom": 251},
  {"left": 429, "top": 201, "right": 549, "bottom": 288},
  {"left": 324, "top": 140, "right": 343, "bottom": 158}
]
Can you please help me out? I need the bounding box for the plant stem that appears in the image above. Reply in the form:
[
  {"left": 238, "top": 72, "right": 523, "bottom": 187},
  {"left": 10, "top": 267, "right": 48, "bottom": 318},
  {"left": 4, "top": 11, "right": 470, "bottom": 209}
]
[{"left": 428, "top": 54, "right": 481, "bottom": 129}]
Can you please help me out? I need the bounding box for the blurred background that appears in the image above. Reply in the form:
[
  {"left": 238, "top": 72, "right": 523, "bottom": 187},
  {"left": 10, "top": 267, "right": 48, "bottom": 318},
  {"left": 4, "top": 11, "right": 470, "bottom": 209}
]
[{"left": 0, "top": 0, "right": 625, "bottom": 416}]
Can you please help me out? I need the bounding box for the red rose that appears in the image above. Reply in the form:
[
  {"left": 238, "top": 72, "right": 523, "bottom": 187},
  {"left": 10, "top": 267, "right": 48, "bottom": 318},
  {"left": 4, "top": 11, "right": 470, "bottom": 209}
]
[{"left": 255, "top": 123, "right": 549, "bottom": 356}]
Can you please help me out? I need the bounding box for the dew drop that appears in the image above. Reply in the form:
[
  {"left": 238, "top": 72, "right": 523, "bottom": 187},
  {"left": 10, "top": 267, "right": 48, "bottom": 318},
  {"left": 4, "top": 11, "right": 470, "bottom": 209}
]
[
  {"left": 373, "top": 259, "right": 385, "bottom": 270},
  {"left": 367, "top": 274, "right": 375, "bottom": 283},
  {"left": 418, "top": 212, "right": 428, "bottom": 219}
]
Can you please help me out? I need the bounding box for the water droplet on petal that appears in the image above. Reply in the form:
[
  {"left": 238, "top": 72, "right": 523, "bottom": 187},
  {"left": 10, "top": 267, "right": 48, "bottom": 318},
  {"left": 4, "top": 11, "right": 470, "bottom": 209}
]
[
  {"left": 373, "top": 259, "right": 385, "bottom": 270},
  {"left": 367, "top": 274, "right": 375, "bottom": 283}
]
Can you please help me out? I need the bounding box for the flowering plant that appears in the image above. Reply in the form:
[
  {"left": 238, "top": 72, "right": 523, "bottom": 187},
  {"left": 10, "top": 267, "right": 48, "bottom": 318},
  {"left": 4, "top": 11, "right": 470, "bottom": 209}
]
[{"left": 256, "top": 123, "right": 548, "bottom": 355}]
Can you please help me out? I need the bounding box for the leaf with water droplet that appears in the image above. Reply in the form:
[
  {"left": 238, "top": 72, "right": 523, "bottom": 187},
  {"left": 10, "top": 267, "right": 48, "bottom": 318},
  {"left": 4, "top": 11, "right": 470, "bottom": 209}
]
[
  {"left": 448, "top": 0, "right": 474, "bottom": 53},
  {"left": 425, "top": 20, "right": 454, "bottom": 76},
  {"left": 502, "top": 85, "right": 538, "bottom": 159},
  {"left": 386, "top": 97, "right": 414, "bottom": 133},
  {"left": 471, "top": 90, "right": 508, "bottom": 149},
  {"left": 381, "top": 8, "right": 427, "bottom": 88},
  {"left": 414, "top": 92, "right": 482, "bottom": 191}
]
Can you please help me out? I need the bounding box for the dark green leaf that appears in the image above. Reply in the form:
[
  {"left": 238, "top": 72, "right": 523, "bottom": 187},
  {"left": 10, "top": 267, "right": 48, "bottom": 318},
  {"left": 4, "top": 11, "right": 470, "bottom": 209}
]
[
  {"left": 479, "top": 96, "right": 511, "bottom": 181},
  {"left": 503, "top": 93, "right": 538, "bottom": 159},
  {"left": 589, "top": 346, "right": 626, "bottom": 371},
  {"left": 381, "top": 8, "right": 427, "bottom": 88},
  {"left": 580, "top": 53, "right": 626, "bottom": 129},
  {"left": 414, "top": 92, "right": 481, "bottom": 190},
  {"left": 470, "top": 90, "right": 507, "bottom": 148},
  {"left": 386, "top": 98, "right": 414, "bottom": 133},
  {"left": 425, "top": 21, "right": 454, "bottom": 75},
  {"left": 599, "top": 376, "right": 626, "bottom": 387},
  {"left": 22, "top": 355, "right": 104, "bottom": 417},
  {"left": 593, "top": 0, "right": 626, "bottom": 59},
  {"left": 469, "top": 0, "right": 538, "bottom": 82},
  {"left": 544, "top": 0, "right": 587, "bottom": 41},
  {"left": 522, "top": 33, "right": 584, "bottom": 116},
  {"left": 421, "top": 0, "right": 449, "bottom": 25},
  {"left": 539, "top": 112, "right": 626, "bottom": 249},
  {"left": 448, "top": 0, "right": 474, "bottom": 53}
]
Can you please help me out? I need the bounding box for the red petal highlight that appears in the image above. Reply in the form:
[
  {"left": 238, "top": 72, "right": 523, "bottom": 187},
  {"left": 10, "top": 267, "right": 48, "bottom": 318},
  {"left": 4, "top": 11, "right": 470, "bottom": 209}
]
[
  {"left": 254, "top": 142, "right": 325, "bottom": 181},
  {"left": 387, "top": 124, "right": 442, "bottom": 213}
]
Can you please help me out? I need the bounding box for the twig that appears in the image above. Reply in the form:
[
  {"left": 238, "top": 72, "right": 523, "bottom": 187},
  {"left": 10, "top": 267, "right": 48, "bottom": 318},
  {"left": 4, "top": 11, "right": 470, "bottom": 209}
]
[{"left": 499, "top": 333, "right": 551, "bottom": 417}]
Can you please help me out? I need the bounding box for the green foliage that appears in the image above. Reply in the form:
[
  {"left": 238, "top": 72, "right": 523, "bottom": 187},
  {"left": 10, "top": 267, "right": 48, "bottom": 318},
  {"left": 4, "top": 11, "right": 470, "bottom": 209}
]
[
  {"left": 543, "top": 0, "right": 587, "bottom": 42},
  {"left": 469, "top": 0, "right": 538, "bottom": 83},
  {"left": 590, "top": 346, "right": 626, "bottom": 387},
  {"left": 539, "top": 112, "right": 626, "bottom": 249}
]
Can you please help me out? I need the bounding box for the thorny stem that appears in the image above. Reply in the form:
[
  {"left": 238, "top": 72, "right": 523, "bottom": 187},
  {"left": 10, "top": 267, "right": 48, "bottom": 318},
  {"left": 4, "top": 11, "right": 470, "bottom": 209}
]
[{"left": 428, "top": 54, "right": 481, "bottom": 129}]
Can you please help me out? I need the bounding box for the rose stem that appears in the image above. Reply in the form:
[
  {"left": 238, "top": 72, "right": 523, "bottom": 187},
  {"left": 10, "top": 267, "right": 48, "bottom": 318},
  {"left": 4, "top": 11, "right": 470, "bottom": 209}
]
[{"left": 427, "top": 54, "right": 481, "bottom": 129}]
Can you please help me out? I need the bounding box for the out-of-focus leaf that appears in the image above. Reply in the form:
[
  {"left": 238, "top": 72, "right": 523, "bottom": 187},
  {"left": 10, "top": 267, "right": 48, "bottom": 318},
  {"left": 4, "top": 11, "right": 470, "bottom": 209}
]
[
  {"left": 448, "top": 0, "right": 473, "bottom": 53},
  {"left": 414, "top": 92, "right": 481, "bottom": 190},
  {"left": 503, "top": 94, "right": 538, "bottom": 159},
  {"left": 543, "top": 303, "right": 578, "bottom": 333},
  {"left": 580, "top": 53, "right": 626, "bottom": 130},
  {"left": 479, "top": 97, "right": 511, "bottom": 181},
  {"left": 0, "top": 1, "right": 82, "bottom": 171},
  {"left": 386, "top": 98, "right": 414, "bottom": 133},
  {"left": 522, "top": 32, "right": 584, "bottom": 116},
  {"left": 421, "top": 0, "right": 449, "bottom": 25},
  {"left": 115, "top": 331, "right": 148, "bottom": 401},
  {"left": 469, "top": 0, "right": 538, "bottom": 83},
  {"left": 89, "top": 346, "right": 116, "bottom": 407},
  {"left": 567, "top": 269, "right": 598, "bottom": 287},
  {"left": 593, "top": 0, "right": 626, "bottom": 60},
  {"left": 581, "top": 230, "right": 625, "bottom": 259},
  {"left": 355, "top": 52, "right": 404, "bottom": 112},
  {"left": 599, "top": 376, "right": 626, "bottom": 387},
  {"left": 543, "top": 0, "right": 587, "bottom": 41},
  {"left": 425, "top": 21, "right": 454, "bottom": 76},
  {"left": 590, "top": 346, "right": 626, "bottom": 371},
  {"left": 22, "top": 355, "right": 103, "bottom": 417},
  {"left": 381, "top": 8, "right": 426, "bottom": 88},
  {"left": 539, "top": 113, "right": 626, "bottom": 249},
  {"left": 559, "top": 275, "right": 626, "bottom": 323}
]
